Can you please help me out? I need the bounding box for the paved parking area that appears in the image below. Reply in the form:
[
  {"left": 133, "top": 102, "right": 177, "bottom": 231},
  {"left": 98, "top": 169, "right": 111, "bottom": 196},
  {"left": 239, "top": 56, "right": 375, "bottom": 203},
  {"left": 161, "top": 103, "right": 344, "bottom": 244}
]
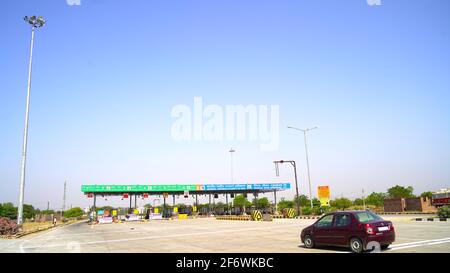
[{"left": 0, "top": 217, "right": 449, "bottom": 253}]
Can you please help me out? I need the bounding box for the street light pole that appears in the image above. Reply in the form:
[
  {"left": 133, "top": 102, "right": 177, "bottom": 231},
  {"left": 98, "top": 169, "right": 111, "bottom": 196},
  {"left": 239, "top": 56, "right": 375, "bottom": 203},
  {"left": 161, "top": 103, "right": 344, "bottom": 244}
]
[
  {"left": 287, "top": 126, "right": 318, "bottom": 209},
  {"left": 362, "top": 189, "right": 366, "bottom": 210},
  {"left": 229, "top": 148, "right": 235, "bottom": 214},
  {"left": 18, "top": 16, "right": 46, "bottom": 225},
  {"left": 229, "top": 148, "right": 235, "bottom": 184}
]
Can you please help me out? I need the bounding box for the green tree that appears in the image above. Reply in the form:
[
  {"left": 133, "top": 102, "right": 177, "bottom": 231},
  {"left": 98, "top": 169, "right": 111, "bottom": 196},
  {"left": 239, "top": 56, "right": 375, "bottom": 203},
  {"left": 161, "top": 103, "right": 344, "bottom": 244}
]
[
  {"left": 213, "top": 202, "right": 226, "bottom": 210},
  {"left": 334, "top": 198, "right": 352, "bottom": 210},
  {"left": 233, "top": 195, "right": 251, "bottom": 208},
  {"left": 312, "top": 198, "right": 321, "bottom": 207},
  {"left": 293, "top": 195, "right": 310, "bottom": 207},
  {"left": 0, "top": 203, "right": 17, "bottom": 219},
  {"left": 365, "top": 192, "right": 386, "bottom": 207},
  {"left": 387, "top": 185, "right": 415, "bottom": 199},
  {"left": 420, "top": 191, "right": 433, "bottom": 199},
  {"left": 97, "top": 206, "right": 114, "bottom": 211},
  {"left": 353, "top": 198, "right": 364, "bottom": 206},
  {"left": 329, "top": 199, "right": 338, "bottom": 207},
  {"left": 277, "top": 198, "right": 294, "bottom": 211},
  {"left": 41, "top": 209, "right": 55, "bottom": 215},
  {"left": 255, "top": 197, "right": 270, "bottom": 209},
  {"left": 64, "top": 207, "right": 84, "bottom": 218},
  {"left": 23, "top": 204, "right": 35, "bottom": 219}
]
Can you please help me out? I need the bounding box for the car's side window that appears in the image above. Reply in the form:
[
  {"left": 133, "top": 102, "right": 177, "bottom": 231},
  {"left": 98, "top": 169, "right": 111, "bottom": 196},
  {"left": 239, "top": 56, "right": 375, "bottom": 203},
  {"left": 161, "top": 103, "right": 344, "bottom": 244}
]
[
  {"left": 334, "top": 214, "right": 350, "bottom": 227},
  {"left": 316, "top": 214, "right": 334, "bottom": 228}
]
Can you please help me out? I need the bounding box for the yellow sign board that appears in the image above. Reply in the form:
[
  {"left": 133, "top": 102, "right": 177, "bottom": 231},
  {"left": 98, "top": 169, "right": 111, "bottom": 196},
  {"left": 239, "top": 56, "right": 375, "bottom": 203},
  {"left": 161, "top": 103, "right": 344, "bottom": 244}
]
[
  {"left": 112, "top": 210, "right": 117, "bottom": 216},
  {"left": 318, "top": 186, "right": 330, "bottom": 207},
  {"left": 154, "top": 208, "right": 159, "bottom": 214},
  {"left": 192, "top": 206, "right": 197, "bottom": 212},
  {"left": 173, "top": 207, "right": 178, "bottom": 213},
  {"left": 133, "top": 209, "right": 139, "bottom": 214}
]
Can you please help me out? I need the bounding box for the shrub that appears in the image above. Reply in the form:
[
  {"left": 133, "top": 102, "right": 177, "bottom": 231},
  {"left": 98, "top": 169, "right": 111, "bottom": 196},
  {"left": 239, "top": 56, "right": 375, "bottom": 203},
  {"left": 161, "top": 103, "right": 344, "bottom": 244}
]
[
  {"left": 0, "top": 217, "right": 19, "bottom": 235},
  {"left": 0, "top": 203, "right": 17, "bottom": 219},
  {"left": 64, "top": 207, "right": 83, "bottom": 218},
  {"left": 437, "top": 206, "right": 450, "bottom": 219},
  {"left": 301, "top": 207, "right": 312, "bottom": 215}
]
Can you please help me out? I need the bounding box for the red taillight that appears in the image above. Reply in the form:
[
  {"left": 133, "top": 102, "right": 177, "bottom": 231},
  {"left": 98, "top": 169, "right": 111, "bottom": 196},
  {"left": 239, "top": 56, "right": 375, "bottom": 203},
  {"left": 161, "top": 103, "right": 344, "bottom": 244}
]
[
  {"left": 365, "top": 224, "right": 375, "bottom": 235},
  {"left": 390, "top": 223, "right": 394, "bottom": 231}
]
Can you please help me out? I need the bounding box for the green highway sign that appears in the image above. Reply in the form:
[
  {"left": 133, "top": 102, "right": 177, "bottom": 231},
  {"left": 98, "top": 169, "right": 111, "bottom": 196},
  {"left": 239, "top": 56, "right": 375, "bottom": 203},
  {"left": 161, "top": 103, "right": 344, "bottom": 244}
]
[
  {"left": 81, "top": 183, "right": 291, "bottom": 193},
  {"left": 81, "top": 184, "right": 197, "bottom": 193}
]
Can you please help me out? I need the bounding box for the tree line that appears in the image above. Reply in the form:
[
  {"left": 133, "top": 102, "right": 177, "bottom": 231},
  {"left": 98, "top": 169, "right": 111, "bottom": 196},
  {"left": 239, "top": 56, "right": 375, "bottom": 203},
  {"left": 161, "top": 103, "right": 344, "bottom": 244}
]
[{"left": 0, "top": 203, "right": 83, "bottom": 220}]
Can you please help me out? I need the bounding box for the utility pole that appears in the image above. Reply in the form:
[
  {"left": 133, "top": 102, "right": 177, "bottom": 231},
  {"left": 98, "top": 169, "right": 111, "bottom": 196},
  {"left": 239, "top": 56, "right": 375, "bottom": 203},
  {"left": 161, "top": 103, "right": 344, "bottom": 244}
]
[
  {"left": 62, "top": 180, "right": 67, "bottom": 217},
  {"left": 362, "top": 188, "right": 366, "bottom": 210},
  {"left": 228, "top": 148, "right": 236, "bottom": 215},
  {"left": 17, "top": 16, "right": 46, "bottom": 225}
]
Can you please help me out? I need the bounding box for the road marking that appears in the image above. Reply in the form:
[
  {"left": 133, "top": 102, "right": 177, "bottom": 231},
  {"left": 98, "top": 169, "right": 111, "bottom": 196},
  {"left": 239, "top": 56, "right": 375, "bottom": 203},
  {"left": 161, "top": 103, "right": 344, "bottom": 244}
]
[
  {"left": 43, "top": 223, "right": 237, "bottom": 239},
  {"left": 390, "top": 237, "right": 450, "bottom": 247},
  {"left": 389, "top": 238, "right": 450, "bottom": 251},
  {"left": 21, "top": 223, "right": 301, "bottom": 249}
]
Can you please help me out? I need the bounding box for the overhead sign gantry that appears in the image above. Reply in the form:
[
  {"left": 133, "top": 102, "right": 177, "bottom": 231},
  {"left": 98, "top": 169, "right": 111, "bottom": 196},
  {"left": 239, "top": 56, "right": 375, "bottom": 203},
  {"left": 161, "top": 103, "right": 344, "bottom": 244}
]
[{"left": 81, "top": 183, "right": 291, "bottom": 215}]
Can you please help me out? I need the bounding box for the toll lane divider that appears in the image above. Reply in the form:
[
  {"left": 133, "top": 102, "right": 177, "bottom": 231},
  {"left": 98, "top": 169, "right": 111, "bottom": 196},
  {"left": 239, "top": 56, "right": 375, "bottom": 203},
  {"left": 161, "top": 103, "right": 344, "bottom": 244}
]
[
  {"left": 215, "top": 215, "right": 251, "bottom": 221},
  {"left": 273, "top": 215, "right": 321, "bottom": 220},
  {"left": 215, "top": 215, "right": 321, "bottom": 221},
  {"left": 413, "top": 218, "right": 449, "bottom": 222}
]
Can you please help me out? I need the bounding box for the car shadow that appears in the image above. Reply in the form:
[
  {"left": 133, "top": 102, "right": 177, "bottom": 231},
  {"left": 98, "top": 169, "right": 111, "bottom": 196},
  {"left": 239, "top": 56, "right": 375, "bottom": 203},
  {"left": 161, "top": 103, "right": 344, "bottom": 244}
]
[
  {"left": 298, "top": 244, "right": 351, "bottom": 252},
  {"left": 297, "top": 244, "right": 389, "bottom": 253}
]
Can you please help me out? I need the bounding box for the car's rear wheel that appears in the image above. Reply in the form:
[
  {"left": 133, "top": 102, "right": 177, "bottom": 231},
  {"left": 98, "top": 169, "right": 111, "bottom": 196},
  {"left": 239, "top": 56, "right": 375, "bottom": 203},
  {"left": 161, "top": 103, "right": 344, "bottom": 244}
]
[
  {"left": 304, "top": 235, "right": 315, "bottom": 248},
  {"left": 350, "top": 237, "right": 364, "bottom": 253}
]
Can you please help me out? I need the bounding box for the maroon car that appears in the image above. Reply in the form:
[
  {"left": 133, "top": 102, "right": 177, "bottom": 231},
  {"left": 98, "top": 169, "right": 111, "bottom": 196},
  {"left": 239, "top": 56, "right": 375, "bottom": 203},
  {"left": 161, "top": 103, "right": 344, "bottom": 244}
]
[{"left": 300, "top": 210, "right": 395, "bottom": 253}]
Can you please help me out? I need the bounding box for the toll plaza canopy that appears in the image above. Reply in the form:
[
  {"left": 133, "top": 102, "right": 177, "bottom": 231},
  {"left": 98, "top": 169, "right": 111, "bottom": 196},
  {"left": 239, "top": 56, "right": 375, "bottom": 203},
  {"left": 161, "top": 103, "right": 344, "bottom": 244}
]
[{"left": 81, "top": 183, "right": 291, "bottom": 195}]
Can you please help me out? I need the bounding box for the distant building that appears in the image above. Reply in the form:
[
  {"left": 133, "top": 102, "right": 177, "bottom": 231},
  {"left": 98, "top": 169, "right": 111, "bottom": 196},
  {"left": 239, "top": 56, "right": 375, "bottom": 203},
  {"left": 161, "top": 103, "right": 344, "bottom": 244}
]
[{"left": 432, "top": 188, "right": 450, "bottom": 207}]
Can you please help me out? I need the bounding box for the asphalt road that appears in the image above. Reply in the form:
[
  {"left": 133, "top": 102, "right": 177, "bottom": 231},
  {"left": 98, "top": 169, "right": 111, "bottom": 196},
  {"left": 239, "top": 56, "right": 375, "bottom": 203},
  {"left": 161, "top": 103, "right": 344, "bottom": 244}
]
[{"left": 1, "top": 216, "right": 449, "bottom": 253}]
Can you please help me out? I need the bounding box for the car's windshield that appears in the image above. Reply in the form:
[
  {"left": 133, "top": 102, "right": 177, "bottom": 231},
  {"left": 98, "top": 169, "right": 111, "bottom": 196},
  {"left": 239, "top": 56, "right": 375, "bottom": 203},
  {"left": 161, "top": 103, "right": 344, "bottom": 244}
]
[{"left": 355, "top": 211, "right": 383, "bottom": 223}]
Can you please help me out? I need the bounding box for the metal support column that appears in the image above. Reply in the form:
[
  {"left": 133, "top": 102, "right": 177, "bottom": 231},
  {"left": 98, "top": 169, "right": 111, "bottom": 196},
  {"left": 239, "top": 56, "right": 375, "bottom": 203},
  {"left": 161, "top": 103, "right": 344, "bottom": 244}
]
[
  {"left": 163, "top": 196, "right": 166, "bottom": 218},
  {"left": 208, "top": 194, "right": 211, "bottom": 214},
  {"left": 225, "top": 194, "right": 229, "bottom": 214},
  {"left": 93, "top": 194, "right": 97, "bottom": 221},
  {"left": 274, "top": 190, "right": 278, "bottom": 214}
]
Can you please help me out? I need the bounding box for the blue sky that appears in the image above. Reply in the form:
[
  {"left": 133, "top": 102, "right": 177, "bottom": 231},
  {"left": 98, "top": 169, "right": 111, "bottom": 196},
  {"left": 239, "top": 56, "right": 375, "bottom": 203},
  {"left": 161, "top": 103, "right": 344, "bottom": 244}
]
[{"left": 1, "top": 0, "right": 449, "bottom": 210}]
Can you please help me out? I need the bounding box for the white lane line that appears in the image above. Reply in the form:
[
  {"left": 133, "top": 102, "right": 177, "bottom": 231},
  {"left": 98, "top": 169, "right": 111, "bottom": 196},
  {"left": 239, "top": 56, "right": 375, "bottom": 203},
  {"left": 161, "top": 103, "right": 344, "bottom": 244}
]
[
  {"left": 22, "top": 223, "right": 301, "bottom": 249},
  {"left": 389, "top": 240, "right": 450, "bottom": 251},
  {"left": 43, "top": 222, "right": 263, "bottom": 239},
  {"left": 390, "top": 237, "right": 450, "bottom": 248}
]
